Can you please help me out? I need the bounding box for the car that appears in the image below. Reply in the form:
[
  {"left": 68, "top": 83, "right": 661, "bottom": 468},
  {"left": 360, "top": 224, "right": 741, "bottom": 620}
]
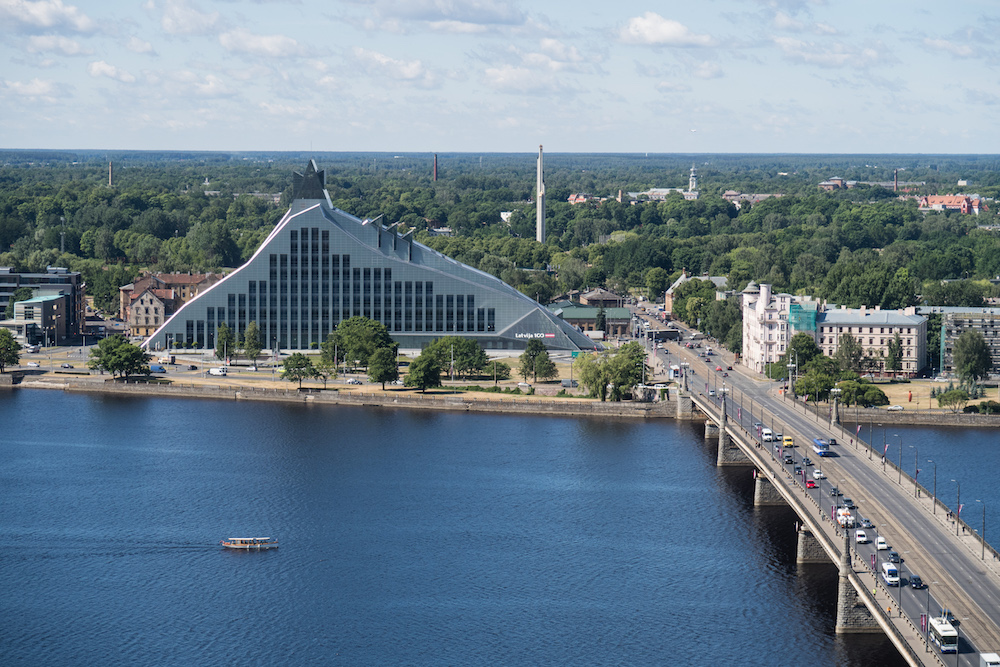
[
  {"left": 26, "top": 361, "right": 40, "bottom": 367},
  {"left": 783, "top": 454, "right": 794, "bottom": 464},
  {"left": 909, "top": 574, "right": 924, "bottom": 589},
  {"left": 187, "top": 365, "right": 198, "bottom": 371},
  {"left": 830, "top": 486, "right": 841, "bottom": 496},
  {"left": 801, "top": 457, "right": 812, "bottom": 467},
  {"left": 727, "top": 365, "right": 733, "bottom": 370},
  {"left": 829, "top": 438, "right": 837, "bottom": 446},
  {"left": 61, "top": 363, "right": 74, "bottom": 368},
  {"left": 876, "top": 537, "right": 888, "bottom": 550},
  {"left": 887, "top": 551, "right": 900, "bottom": 563},
  {"left": 347, "top": 378, "right": 363, "bottom": 385},
  {"left": 806, "top": 479, "right": 817, "bottom": 489},
  {"left": 390, "top": 379, "right": 404, "bottom": 385},
  {"left": 653, "top": 383, "right": 666, "bottom": 389},
  {"left": 715, "top": 366, "right": 723, "bottom": 371},
  {"left": 246, "top": 366, "right": 257, "bottom": 372},
  {"left": 860, "top": 518, "right": 874, "bottom": 529},
  {"left": 793, "top": 465, "right": 802, "bottom": 474},
  {"left": 722, "top": 372, "right": 729, "bottom": 377},
  {"left": 887, "top": 405, "right": 904, "bottom": 411},
  {"left": 708, "top": 389, "right": 716, "bottom": 397},
  {"left": 843, "top": 498, "right": 856, "bottom": 509},
  {"left": 855, "top": 530, "right": 869, "bottom": 544},
  {"left": 813, "top": 469, "right": 826, "bottom": 480}
]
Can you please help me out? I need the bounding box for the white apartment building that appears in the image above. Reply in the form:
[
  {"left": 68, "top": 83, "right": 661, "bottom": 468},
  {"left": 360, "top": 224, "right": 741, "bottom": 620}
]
[{"left": 741, "top": 282, "right": 795, "bottom": 374}]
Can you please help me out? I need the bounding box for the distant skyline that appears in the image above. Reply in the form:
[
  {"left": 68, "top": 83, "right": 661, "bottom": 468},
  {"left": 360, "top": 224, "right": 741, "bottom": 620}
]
[{"left": 1, "top": 0, "right": 998, "bottom": 154}]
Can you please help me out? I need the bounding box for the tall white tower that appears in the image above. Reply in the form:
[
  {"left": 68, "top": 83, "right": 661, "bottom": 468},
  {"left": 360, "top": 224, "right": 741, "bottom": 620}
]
[
  {"left": 536, "top": 145, "right": 546, "bottom": 244},
  {"left": 688, "top": 164, "right": 698, "bottom": 192}
]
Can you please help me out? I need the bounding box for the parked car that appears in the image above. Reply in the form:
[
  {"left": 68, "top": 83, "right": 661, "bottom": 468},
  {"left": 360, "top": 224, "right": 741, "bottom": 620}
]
[
  {"left": 887, "top": 405, "right": 904, "bottom": 411},
  {"left": 909, "top": 574, "right": 924, "bottom": 589},
  {"left": 855, "top": 530, "right": 869, "bottom": 544},
  {"left": 27, "top": 361, "right": 40, "bottom": 367},
  {"left": 876, "top": 537, "right": 888, "bottom": 550},
  {"left": 390, "top": 379, "right": 404, "bottom": 385}
]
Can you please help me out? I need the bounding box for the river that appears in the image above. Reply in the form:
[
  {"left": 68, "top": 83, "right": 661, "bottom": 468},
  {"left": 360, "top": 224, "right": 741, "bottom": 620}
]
[{"left": 5, "top": 390, "right": 984, "bottom": 665}]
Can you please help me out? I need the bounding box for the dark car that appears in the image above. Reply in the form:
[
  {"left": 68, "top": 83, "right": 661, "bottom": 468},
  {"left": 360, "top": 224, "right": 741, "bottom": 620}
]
[
  {"left": 888, "top": 551, "right": 900, "bottom": 563},
  {"left": 727, "top": 365, "right": 733, "bottom": 370},
  {"left": 793, "top": 465, "right": 802, "bottom": 474},
  {"left": 783, "top": 454, "right": 794, "bottom": 464},
  {"left": 187, "top": 365, "right": 198, "bottom": 371},
  {"left": 843, "top": 498, "right": 856, "bottom": 509},
  {"left": 801, "top": 457, "right": 812, "bottom": 467},
  {"left": 830, "top": 486, "right": 841, "bottom": 496},
  {"left": 61, "top": 363, "right": 74, "bottom": 368},
  {"left": 910, "top": 574, "right": 923, "bottom": 589},
  {"left": 829, "top": 438, "right": 838, "bottom": 446}
]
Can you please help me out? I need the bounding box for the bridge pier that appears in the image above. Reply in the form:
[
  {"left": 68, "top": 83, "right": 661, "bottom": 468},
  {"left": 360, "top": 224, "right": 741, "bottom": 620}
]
[
  {"left": 795, "top": 528, "right": 827, "bottom": 563},
  {"left": 704, "top": 421, "right": 719, "bottom": 439},
  {"left": 753, "top": 473, "right": 786, "bottom": 506},
  {"left": 675, "top": 391, "right": 695, "bottom": 420},
  {"left": 716, "top": 393, "right": 750, "bottom": 466},
  {"left": 835, "top": 531, "right": 881, "bottom": 633}
]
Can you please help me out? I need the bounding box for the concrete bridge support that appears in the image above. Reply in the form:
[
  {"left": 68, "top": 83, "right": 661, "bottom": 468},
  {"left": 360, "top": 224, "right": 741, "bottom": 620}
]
[
  {"left": 704, "top": 421, "right": 719, "bottom": 439},
  {"left": 716, "top": 394, "right": 750, "bottom": 466},
  {"left": 753, "top": 473, "right": 787, "bottom": 506},
  {"left": 675, "top": 392, "right": 694, "bottom": 420},
  {"left": 835, "top": 531, "right": 881, "bottom": 633},
  {"left": 795, "top": 528, "right": 827, "bottom": 563}
]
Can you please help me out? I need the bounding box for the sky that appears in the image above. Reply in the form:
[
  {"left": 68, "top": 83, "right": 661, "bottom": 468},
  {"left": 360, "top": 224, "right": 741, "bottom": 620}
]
[{"left": 1, "top": 0, "right": 998, "bottom": 154}]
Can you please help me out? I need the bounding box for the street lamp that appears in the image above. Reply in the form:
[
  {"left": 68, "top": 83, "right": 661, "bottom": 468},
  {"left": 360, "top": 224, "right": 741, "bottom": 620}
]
[
  {"left": 895, "top": 434, "right": 902, "bottom": 485},
  {"left": 928, "top": 459, "right": 937, "bottom": 514},
  {"left": 787, "top": 363, "right": 797, "bottom": 399},
  {"left": 951, "top": 479, "right": 961, "bottom": 537},
  {"left": 977, "top": 500, "right": 986, "bottom": 560},
  {"left": 830, "top": 387, "right": 842, "bottom": 428},
  {"left": 910, "top": 445, "right": 918, "bottom": 497}
]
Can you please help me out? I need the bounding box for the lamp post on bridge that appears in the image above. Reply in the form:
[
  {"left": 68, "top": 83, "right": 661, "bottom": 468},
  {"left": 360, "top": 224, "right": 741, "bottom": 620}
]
[
  {"left": 895, "top": 434, "right": 903, "bottom": 485},
  {"left": 977, "top": 500, "right": 986, "bottom": 560},
  {"left": 787, "top": 363, "right": 796, "bottom": 400},
  {"left": 910, "top": 445, "right": 918, "bottom": 497},
  {"left": 927, "top": 460, "right": 937, "bottom": 514},
  {"left": 830, "top": 387, "right": 842, "bottom": 429},
  {"left": 951, "top": 479, "right": 961, "bottom": 537}
]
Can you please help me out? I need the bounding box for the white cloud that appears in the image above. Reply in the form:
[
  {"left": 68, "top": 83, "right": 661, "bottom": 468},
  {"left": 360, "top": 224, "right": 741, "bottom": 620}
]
[
  {"left": 773, "top": 11, "right": 804, "bottom": 31},
  {"left": 481, "top": 64, "right": 560, "bottom": 94},
  {"left": 1, "top": 77, "right": 60, "bottom": 100},
  {"left": 923, "top": 38, "right": 974, "bottom": 58},
  {"left": 693, "top": 61, "right": 723, "bottom": 79},
  {"left": 0, "top": 0, "right": 96, "bottom": 33},
  {"left": 126, "top": 36, "right": 155, "bottom": 54},
  {"left": 219, "top": 29, "right": 304, "bottom": 58},
  {"left": 618, "top": 12, "right": 715, "bottom": 47},
  {"left": 87, "top": 60, "right": 137, "bottom": 83},
  {"left": 260, "top": 101, "right": 320, "bottom": 118},
  {"left": 352, "top": 47, "right": 437, "bottom": 87},
  {"left": 156, "top": 0, "right": 220, "bottom": 35},
  {"left": 359, "top": 0, "right": 526, "bottom": 30},
  {"left": 539, "top": 38, "right": 583, "bottom": 64},
  {"left": 656, "top": 81, "right": 692, "bottom": 93},
  {"left": 27, "top": 34, "right": 89, "bottom": 55},
  {"left": 160, "top": 70, "right": 234, "bottom": 98},
  {"left": 773, "top": 36, "right": 881, "bottom": 68}
]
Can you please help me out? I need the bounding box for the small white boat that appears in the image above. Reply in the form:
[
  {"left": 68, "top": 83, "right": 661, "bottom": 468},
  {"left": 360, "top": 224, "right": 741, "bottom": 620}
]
[{"left": 221, "top": 537, "right": 278, "bottom": 550}]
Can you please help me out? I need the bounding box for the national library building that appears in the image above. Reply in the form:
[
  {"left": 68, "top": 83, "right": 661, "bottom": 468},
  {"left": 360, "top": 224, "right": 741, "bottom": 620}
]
[{"left": 144, "top": 161, "right": 600, "bottom": 353}]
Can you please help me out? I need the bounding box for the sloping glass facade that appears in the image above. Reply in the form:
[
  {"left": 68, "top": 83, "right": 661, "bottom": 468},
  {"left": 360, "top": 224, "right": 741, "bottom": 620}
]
[{"left": 143, "top": 163, "right": 600, "bottom": 353}]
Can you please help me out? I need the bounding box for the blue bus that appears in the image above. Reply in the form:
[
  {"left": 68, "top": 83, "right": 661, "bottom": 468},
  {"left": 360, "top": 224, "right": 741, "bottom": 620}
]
[{"left": 812, "top": 438, "right": 831, "bottom": 457}]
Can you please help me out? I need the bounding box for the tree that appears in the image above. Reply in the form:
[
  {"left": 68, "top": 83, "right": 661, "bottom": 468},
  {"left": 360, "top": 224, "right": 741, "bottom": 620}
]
[
  {"left": 645, "top": 266, "right": 669, "bottom": 301},
  {"left": 367, "top": 347, "right": 398, "bottom": 389},
  {"left": 215, "top": 323, "right": 235, "bottom": 362},
  {"left": 834, "top": 333, "right": 865, "bottom": 374},
  {"left": 281, "top": 352, "right": 316, "bottom": 388},
  {"left": 886, "top": 332, "right": 904, "bottom": 374},
  {"left": 0, "top": 328, "right": 21, "bottom": 372},
  {"left": 794, "top": 368, "right": 835, "bottom": 403},
  {"left": 87, "top": 335, "right": 150, "bottom": 378},
  {"left": 953, "top": 330, "right": 992, "bottom": 384},
  {"left": 518, "top": 339, "right": 547, "bottom": 382},
  {"left": 424, "top": 336, "right": 488, "bottom": 379},
  {"left": 574, "top": 352, "right": 612, "bottom": 401},
  {"left": 533, "top": 349, "right": 558, "bottom": 382},
  {"left": 487, "top": 360, "right": 511, "bottom": 384},
  {"left": 314, "top": 358, "right": 336, "bottom": 388},
  {"left": 3, "top": 286, "right": 33, "bottom": 320},
  {"left": 404, "top": 351, "right": 443, "bottom": 393},
  {"left": 332, "top": 316, "right": 396, "bottom": 370},
  {"left": 243, "top": 321, "right": 262, "bottom": 366},
  {"left": 937, "top": 388, "right": 970, "bottom": 413}
]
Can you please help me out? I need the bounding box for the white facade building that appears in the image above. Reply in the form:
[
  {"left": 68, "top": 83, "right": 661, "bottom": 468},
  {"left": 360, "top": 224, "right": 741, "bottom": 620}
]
[{"left": 741, "top": 282, "right": 794, "bottom": 374}]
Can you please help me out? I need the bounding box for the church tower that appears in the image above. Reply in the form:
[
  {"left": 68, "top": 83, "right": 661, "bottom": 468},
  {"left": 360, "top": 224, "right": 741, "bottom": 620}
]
[
  {"left": 688, "top": 164, "right": 698, "bottom": 193},
  {"left": 536, "top": 145, "right": 545, "bottom": 243}
]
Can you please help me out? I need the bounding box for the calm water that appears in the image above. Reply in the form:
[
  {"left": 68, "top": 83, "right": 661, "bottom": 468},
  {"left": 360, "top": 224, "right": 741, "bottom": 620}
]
[{"left": 2, "top": 391, "right": 958, "bottom": 666}]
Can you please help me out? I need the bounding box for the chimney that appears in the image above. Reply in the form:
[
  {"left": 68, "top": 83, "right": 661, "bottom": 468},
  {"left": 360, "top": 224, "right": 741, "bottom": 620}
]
[
  {"left": 536, "top": 145, "right": 545, "bottom": 243},
  {"left": 433, "top": 153, "right": 438, "bottom": 182},
  {"left": 894, "top": 168, "right": 898, "bottom": 192}
]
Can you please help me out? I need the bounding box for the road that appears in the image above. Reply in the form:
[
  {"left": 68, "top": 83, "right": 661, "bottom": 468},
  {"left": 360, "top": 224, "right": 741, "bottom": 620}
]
[{"left": 651, "top": 323, "right": 1000, "bottom": 666}]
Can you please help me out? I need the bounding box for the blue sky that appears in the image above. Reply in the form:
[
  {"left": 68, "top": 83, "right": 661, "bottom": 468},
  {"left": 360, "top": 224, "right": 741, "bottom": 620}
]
[{"left": 1, "top": 0, "right": 998, "bottom": 153}]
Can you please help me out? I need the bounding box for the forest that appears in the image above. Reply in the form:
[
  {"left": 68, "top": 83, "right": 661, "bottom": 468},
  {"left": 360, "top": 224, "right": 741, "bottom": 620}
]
[{"left": 2, "top": 149, "right": 1000, "bottom": 327}]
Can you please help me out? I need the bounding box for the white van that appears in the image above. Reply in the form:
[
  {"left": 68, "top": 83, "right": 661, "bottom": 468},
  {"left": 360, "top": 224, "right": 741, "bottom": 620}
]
[
  {"left": 881, "top": 561, "right": 899, "bottom": 586},
  {"left": 762, "top": 428, "right": 774, "bottom": 442},
  {"left": 876, "top": 536, "right": 888, "bottom": 550},
  {"left": 209, "top": 367, "right": 227, "bottom": 376}
]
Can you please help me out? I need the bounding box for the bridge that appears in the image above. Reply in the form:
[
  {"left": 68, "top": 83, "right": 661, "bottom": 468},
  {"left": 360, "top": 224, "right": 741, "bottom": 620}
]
[{"left": 664, "top": 341, "right": 1000, "bottom": 667}]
